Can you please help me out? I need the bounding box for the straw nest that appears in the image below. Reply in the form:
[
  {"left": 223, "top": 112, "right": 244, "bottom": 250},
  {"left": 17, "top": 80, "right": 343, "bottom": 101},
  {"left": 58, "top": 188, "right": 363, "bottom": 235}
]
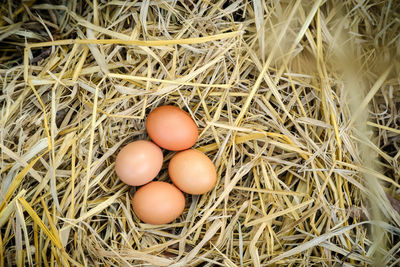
[{"left": 1, "top": 0, "right": 399, "bottom": 266}]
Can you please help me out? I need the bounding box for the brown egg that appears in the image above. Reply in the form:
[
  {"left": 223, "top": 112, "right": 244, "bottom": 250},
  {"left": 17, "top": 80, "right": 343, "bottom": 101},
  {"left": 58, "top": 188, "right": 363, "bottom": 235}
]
[
  {"left": 115, "top": 140, "right": 163, "bottom": 186},
  {"left": 169, "top": 149, "right": 217, "bottom": 195},
  {"left": 146, "top": 105, "right": 198, "bottom": 151},
  {"left": 132, "top": 181, "right": 185, "bottom": 224}
]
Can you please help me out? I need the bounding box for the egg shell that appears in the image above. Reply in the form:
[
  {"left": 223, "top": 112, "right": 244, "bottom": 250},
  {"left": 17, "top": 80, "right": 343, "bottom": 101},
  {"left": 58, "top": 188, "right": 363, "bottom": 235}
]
[
  {"left": 115, "top": 140, "right": 163, "bottom": 186},
  {"left": 132, "top": 181, "right": 185, "bottom": 224},
  {"left": 169, "top": 149, "right": 217, "bottom": 195},
  {"left": 146, "top": 105, "right": 198, "bottom": 151}
]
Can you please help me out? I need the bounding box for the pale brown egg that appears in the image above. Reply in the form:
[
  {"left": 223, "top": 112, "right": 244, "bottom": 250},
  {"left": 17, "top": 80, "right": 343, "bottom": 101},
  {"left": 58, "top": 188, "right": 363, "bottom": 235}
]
[
  {"left": 169, "top": 149, "right": 217, "bottom": 195},
  {"left": 132, "top": 181, "right": 185, "bottom": 224},
  {"left": 146, "top": 105, "right": 198, "bottom": 151},
  {"left": 115, "top": 140, "right": 163, "bottom": 186}
]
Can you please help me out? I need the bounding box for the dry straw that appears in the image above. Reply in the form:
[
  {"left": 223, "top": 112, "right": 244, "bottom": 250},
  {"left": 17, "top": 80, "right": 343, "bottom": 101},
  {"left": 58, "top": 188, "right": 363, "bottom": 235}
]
[{"left": 0, "top": 0, "right": 399, "bottom": 266}]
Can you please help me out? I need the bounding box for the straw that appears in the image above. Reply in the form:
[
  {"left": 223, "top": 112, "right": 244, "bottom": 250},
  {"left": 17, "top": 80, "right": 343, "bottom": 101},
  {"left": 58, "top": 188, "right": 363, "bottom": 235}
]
[{"left": 0, "top": 0, "right": 399, "bottom": 266}]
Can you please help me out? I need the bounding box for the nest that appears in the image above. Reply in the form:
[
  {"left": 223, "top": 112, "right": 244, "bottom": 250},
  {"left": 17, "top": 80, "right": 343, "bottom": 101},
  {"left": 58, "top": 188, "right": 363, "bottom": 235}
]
[{"left": 1, "top": 0, "right": 399, "bottom": 266}]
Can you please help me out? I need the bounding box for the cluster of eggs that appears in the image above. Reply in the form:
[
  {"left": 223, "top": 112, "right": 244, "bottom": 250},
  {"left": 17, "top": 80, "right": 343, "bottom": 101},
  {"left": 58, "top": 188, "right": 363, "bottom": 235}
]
[{"left": 115, "top": 106, "right": 216, "bottom": 225}]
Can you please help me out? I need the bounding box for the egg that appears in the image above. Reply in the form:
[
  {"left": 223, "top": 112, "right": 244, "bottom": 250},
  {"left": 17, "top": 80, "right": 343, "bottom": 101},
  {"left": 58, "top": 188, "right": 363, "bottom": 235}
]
[
  {"left": 169, "top": 149, "right": 217, "bottom": 195},
  {"left": 115, "top": 140, "right": 163, "bottom": 186},
  {"left": 132, "top": 181, "right": 185, "bottom": 224},
  {"left": 146, "top": 105, "right": 198, "bottom": 151}
]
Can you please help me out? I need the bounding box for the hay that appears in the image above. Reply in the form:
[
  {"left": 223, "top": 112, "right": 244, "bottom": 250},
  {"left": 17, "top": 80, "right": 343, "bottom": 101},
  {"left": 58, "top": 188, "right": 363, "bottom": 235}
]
[{"left": 0, "top": 0, "right": 399, "bottom": 266}]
